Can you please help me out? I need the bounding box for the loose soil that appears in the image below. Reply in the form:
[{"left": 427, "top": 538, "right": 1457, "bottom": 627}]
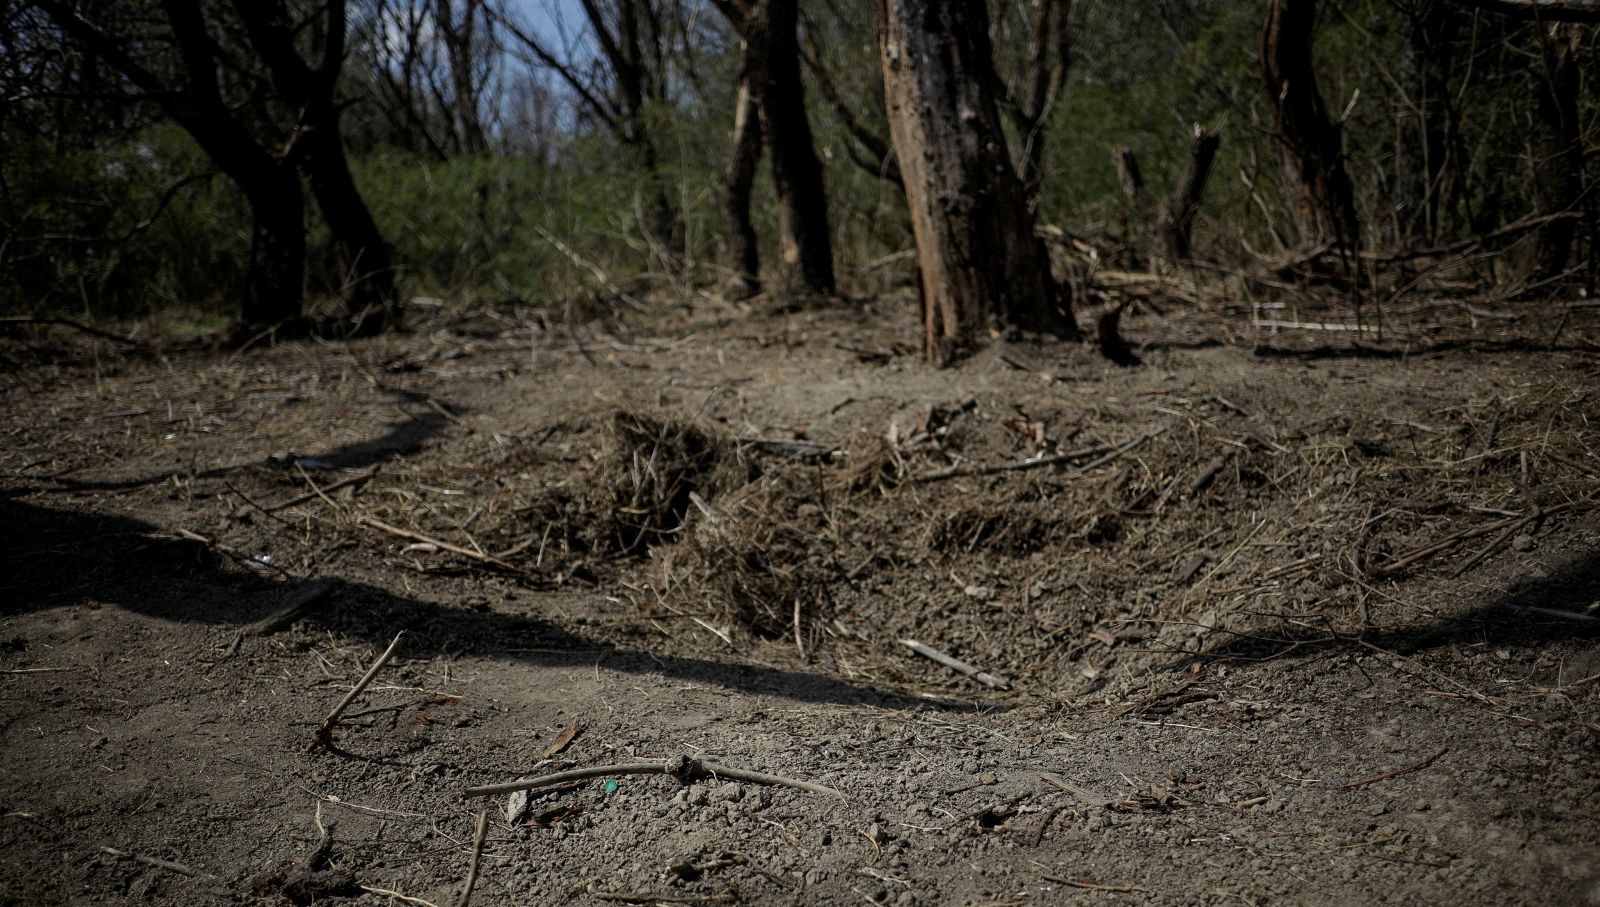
[{"left": 3, "top": 289, "right": 1598, "bottom": 906}]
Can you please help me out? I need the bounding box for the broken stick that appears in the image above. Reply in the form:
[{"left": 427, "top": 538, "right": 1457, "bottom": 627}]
[
  {"left": 914, "top": 425, "right": 1168, "bottom": 483},
  {"left": 456, "top": 801, "right": 490, "bottom": 907},
  {"left": 266, "top": 467, "right": 378, "bottom": 512},
  {"left": 359, "top": 516, "right": 536, "bottom": 578},
  {"left": 316, "top": 632, "right": 404, "bottom": 747},
  {"left": 1342, "top": 747, "right": 1448, "bottom": 790},
  {"left": 901, "top": 639, "right": 1010, "bottom": 689},
  {"left": 242, "top": 582, "right": 333, "bottom": 638},
  {"left": 464, "top": 755, "right": 843, "bottom": 801},
  {"left": 99, "top": 846, "right": 208, "bottom": 879}
]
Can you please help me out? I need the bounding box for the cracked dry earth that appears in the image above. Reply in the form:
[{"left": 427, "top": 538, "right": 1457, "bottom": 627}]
[{"left": 2, "top": 295, "right": 1599, "bottom": 906}]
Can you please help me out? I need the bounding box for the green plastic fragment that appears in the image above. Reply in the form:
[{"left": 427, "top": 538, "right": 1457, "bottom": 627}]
[{"left": 603, "top": 779, "right": 619, "bottom": 795}]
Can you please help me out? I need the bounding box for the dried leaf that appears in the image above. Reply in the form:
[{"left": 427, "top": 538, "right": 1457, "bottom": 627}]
[{"left": 540, "top": 716, "right": 583, "bottom": 759}]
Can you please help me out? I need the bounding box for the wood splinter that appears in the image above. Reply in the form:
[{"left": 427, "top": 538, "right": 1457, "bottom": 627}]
[{"left": 901, "top": 638, "right": 1010, "bottom": 689}]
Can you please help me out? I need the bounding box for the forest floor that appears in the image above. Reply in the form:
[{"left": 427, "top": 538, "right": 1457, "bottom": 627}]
[{"left": 3, "top": 281, "right": 1600, "bottom": 906}]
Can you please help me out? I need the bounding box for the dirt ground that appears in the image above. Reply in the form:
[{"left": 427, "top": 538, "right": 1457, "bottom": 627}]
[{"left": 3, "top": 287, "right": 1599, "bottom": 906}]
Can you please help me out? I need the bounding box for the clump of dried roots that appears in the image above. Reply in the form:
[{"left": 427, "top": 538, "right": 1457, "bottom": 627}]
[
  {"left": 647, "top": 470, "right": 837, "bottom": 641},
  {"left": 601, "top": 410, "right": 749, "bottom": 554}
]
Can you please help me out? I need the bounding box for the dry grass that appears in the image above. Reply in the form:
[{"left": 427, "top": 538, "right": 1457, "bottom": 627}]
[{"left": 599, "top": 409, "right": 748, "bottom": 555}]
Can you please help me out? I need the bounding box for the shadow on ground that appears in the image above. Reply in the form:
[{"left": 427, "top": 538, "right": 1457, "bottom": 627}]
[
  {"left": 28, "top": 385, "right": 458, "bottom": 493},
  {"left": 0, "top": 498, "right": 960, "bottom": 711},
  {"left": 1198, "top": 547, "right": 1600, "bottom": 663}
]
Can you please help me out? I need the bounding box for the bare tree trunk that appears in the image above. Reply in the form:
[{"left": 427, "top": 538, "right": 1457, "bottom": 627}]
[
  {"left": 37, "top": 0, "right": 309, "bottom": 331},
  {"left": 612, "top": 0, "right": 679, "bottom": 257},
  {"left": 233, "top": 0, "right": 398, "bottom": 334},
  {"left": 761, "top": 0, "right": 835, "bottom": 295},
  {"left": 1112, "top": 145, "right": 1147, "bottom": 210},
  {"left": 877, "top": 0, "right": 1079, "bottom": 366},
  {"left": 1393, "top": 1, "right": 1458, "bottom": 246},
  {"left": 437, "top": 0, "right": 489, "bottom": 155},
  {"left": 1530, "top": 22, "right": 1584, "bottom": 280},
  {"left": 239, "top": 170, "right": 308, "bottom": 329},
  {"left": 1261, "top": 0, "right": 1360, "bottom": 251},
  {"left": 1159, "top": 124, "right": 1221, "bottom": 262},
  {"left": 723, "top": 39, "right": 763, "bottom": 298},
  {"left": 299, "top": 106, "right": 399, "bottom": 334},
  {"left": 1112, "top": 144, "right": 1148, "bottom": 258},
  {"left": 1012, "top": 0, "right": 1073, "bottom": 209}
]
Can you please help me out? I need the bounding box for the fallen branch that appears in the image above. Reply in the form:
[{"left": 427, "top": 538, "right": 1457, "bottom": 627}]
[
  {"left": 1375, "top": 499, "right": 1593, "bottom": 575},
  {"left": 914, "top": 425, "right": 1168, "bottom": 483},
  {"left": 1342, "top": 747, "right": 1448, "bottom": 790},
  {"left": 99, "top": 846, "right": 208, "bottom": 879},
  {"left": 455, "top": 802, "right": 490, "bottom": 907},
  {"left": 266, "top": 467, "right": 378, "bottom": 512},
  {"left": 1038, "top": 772, "right": 1109, "bottom": 807},
  {"left": 1042, "top": 875, "right": 1150, "bottom": 894},
  {"left": 587, "top": 888, "right": 736, "bottom": 905},
  {"left": 463, "top": 755, "right": 844, "bottom": 801},
  {"left": 317, "top": 632, "right": 404, "bottom": 747},
  {"left": 242, "top": 582, "right": 333, "bottom": 638},
  {"left": 1505, "top": 604, "right": 1600, "bottom": 626},
  {"left": 1451, "top": 510, "right": 1539, "bottom": 577},
  {"left": 901, "top": 639, "right": 1010, "bottom": 689},
  {"left": 359, "top": 516, "right": 536, "bottom": 578}
]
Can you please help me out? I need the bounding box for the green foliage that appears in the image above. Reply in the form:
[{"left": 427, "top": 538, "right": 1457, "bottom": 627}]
[
  {"left": 0, "top": 124, "right": 248, "bottom": 319},
  {"left": 5, "top": 0, "right": 1595, "bottom": 325}
]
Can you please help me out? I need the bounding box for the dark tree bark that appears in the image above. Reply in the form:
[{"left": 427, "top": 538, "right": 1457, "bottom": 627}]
[
  {"left": 233, "top": 1, "right": 398, "bottom": 335},
  {"left": 299, "top": 119, "right": 399, "bottom": 334},
  {"left": 1008, "top": 0, "right": 1073, "bottom": 209},
  {"left": 760, "top": 0, "right": 835, "bottom": 295},
  {"left": 1529, "top": 22, "right": 1585, "bottom": 280},
  {"left": 1112, "top": 145, "right": 1147, "bottom": 210},
  {"left": 713, "top": 0, "right": 836, "bottom": 296},
  {"left": 36, "top": 0, "right": 307, "bottom": 329},
  {"left": 605, "top": 0, "right": 679, "bottom": 256},
  {"left": 1159, "top": 124, "right": 1221, "bottom": 262},
  {"left": 1392, "top": 0, "right": 1459, "bottom": 245},
  {"left": 877, "top": 0, "right": 1079, "bottom": 366},
  {"left": 237, "top": 169, "right": 309, "bottom": 330},
  {"left": 436, "top": 0, "right": 490, "bottom": 155},
  {"left": 723, "top": 38, "right": 764, "bottom": 298},
  {"left": 1261, "top": 0, "right": 1360, "bottom": 251}
]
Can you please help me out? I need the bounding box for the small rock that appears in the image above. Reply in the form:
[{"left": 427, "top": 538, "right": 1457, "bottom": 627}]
[
  {"left": 711, "top": 782, "right": 743, "bottom": 804},
  {"left": 1511, "top": 534, "right": 1535, "bottom": 552},
  {"left": 506, "top": 791, "right": 530, "bottom": 824},
  {"left": 1259, "top": 799, "right": 1286, "bottom": 816}
]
